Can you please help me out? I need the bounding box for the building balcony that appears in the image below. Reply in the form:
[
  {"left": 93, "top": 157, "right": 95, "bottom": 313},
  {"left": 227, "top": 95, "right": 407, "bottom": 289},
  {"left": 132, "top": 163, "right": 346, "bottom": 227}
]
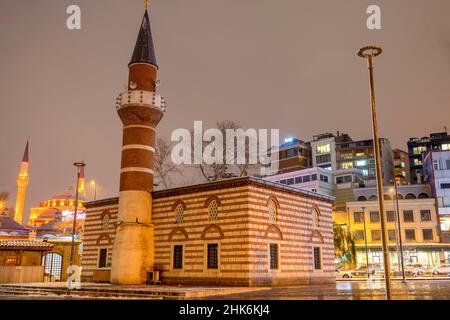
[{"left": 116, "top": 90, "right": 166, "bottom": 112}]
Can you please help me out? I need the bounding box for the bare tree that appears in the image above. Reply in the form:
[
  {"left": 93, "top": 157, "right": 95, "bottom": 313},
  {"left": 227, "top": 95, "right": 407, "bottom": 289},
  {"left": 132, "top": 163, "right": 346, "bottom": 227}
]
[
  {"left": 195, "top": 120, "right": 260, "bottom": 182},
  {"left": 154, "top": 138, "right": 181, "bottom": 189}
]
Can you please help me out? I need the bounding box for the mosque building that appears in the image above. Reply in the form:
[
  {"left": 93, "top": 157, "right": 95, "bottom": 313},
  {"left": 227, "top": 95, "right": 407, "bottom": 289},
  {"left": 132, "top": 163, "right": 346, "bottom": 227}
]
[{"left": 81, "top": 6, "right": 335, "bottom": 286}]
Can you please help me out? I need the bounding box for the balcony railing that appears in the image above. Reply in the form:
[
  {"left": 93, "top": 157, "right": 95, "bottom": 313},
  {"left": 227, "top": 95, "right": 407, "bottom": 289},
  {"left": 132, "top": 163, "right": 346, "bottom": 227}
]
[{"left": 116, "top": 90, "right": 166, "bottom": 112}]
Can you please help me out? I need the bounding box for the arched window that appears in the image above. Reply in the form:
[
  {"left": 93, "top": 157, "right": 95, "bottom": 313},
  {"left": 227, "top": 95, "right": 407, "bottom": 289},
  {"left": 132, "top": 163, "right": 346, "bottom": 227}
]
[
  {"left": 369, "top": 195, "right": 378, "bottom": 201},
  {"left": 208, "top": 200, "right": 219, "bottom": 221},
  {"left": 357, "top": 196, "right": 367, "bottom": 201},
  {"left": 384, "top": 194, "right": 391, "bottom": 200},
  {"left": 101, "top": 214, "right": 110, "bottom": 230},
  {"left": 268, "top": 200, "right": 278, "bottom": 223},
  {"left": 175, "top": 203, "right": 184, "bottom": 224},
  {"left": 418, "top": 193, "right": 429, "bottom": 199},
  {"left": 405, "top": 193, "right": 417, "bottom": 200},
  {"left": 312, "top": 207, "right": 320, "bottom": 229}
]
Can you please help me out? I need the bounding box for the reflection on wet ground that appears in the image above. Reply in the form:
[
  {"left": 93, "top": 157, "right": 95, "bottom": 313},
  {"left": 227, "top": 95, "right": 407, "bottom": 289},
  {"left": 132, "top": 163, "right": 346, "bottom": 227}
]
[{"left": 211, "top": 280, "right": 450, "bottom": 300}]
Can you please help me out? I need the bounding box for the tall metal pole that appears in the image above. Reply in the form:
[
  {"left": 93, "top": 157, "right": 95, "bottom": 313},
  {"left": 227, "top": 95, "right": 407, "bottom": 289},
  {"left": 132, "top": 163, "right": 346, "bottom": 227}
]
[
  {"left": 394, "top": 180, "right": 406, "bottom": 283},
  {"left": 68, "top": 161, "right": 86, "bottom": 290},
  {"left": 361, "top": 207, "right": 370, "bottom": 280},
  {"left": 390, "top": 189, "right": 401, "bottom": 272},
  {"left": 358, "top": 46, "right": 392, "bottom": 300}
]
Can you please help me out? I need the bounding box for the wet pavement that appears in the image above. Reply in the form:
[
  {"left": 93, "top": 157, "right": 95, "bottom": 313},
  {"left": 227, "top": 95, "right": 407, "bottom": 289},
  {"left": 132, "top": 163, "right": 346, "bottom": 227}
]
[
  {"left": 0, "top": 280, "right": 450, "bottom": 300},
  {"left": 207, "top": 280, "right": 450, "bottom": 300}
]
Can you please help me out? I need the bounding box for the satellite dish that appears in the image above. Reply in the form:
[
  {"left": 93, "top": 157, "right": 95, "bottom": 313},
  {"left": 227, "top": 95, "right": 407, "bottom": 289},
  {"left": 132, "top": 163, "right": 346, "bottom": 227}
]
[{"left": 129, "top": 81, "right": 137, "bottom": 90}]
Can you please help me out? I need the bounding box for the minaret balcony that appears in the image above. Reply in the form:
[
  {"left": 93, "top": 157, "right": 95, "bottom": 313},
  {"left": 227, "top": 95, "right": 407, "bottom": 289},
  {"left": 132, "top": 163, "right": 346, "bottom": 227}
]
[{"left": 116, "top": 90, "right": 166, "bottom": 112}]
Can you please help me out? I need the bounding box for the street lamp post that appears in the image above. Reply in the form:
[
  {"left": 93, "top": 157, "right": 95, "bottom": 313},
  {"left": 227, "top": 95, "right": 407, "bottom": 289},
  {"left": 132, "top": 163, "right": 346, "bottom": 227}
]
[
  {"left": 68, "top": 161, "right": 86, "bottom": 290},
  {"left": 389, "top": 188, "right": 402, "bottom": 273},
  {"left": 358, "top": 45, "right": 392, "bottom": 300},
  {"left": 361, "top": 206, "right": 370, "bottom": 280},
  {"left": 393, "top": 180, "right": 407, "bottom": 283}
]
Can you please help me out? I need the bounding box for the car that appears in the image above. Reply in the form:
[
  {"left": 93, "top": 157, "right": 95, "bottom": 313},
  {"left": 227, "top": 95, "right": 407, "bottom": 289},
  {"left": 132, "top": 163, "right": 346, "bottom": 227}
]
[
  {"left": 336, "top": 268, "right": 352, "bottom": 278},
  {"left": 432, "top": 264, "right": 450, "bottom": 276},
  {"left": 336, "top": 266, "right": 377, "bottom": 278},
  {"left": 392, "top": 264, "right": 427, "bottom": 277}
]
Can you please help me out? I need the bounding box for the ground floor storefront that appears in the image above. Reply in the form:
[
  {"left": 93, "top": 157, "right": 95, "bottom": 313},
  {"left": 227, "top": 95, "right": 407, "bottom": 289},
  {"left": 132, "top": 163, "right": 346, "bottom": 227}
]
[{"left": 355, "top": 246, "right": 450, "bottom": 269}]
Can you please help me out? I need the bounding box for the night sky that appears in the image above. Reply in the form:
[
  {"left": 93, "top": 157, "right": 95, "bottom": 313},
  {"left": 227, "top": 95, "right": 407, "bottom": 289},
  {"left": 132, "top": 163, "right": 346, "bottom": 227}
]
[{"left": 1, "top": 0, "right": 449, "bottom": 222}]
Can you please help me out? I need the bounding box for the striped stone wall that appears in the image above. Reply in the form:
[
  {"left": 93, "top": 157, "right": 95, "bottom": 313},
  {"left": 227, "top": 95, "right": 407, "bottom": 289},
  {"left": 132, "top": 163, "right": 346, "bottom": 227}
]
[
  {"left": 81, "top": 178, "right": 335, "bottom": 286},
  {"left": 81, "top": 200, "right": 118, "bottom": 282}
]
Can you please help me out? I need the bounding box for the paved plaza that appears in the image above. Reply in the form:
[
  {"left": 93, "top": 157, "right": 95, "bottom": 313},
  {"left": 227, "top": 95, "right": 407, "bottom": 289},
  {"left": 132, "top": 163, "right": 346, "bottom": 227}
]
[{"left": 0, "top": 280, "right": 450, "bottom": 300}]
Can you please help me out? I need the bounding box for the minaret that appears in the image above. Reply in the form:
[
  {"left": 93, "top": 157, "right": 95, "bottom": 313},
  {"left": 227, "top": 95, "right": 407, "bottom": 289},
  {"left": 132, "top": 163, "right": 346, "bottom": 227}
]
[
  {"left": 14, "top": 141, "right": 29, "bottom": 225},
  {"left": 111, "top": 6, "right": 165, "bottom": 285}
]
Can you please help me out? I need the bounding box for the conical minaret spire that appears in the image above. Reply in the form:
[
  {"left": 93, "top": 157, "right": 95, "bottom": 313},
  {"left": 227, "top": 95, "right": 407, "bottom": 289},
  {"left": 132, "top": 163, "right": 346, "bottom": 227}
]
[
  {"left": 129, "top": 9, "right": 158, "bottom": 69},
  {"left": 15, "top": 140, "right": 30, "bottom": 225}
]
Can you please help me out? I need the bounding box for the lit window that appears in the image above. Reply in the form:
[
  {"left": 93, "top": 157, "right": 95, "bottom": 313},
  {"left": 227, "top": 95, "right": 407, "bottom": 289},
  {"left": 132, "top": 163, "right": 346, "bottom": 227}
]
[
  {"left": 442, "top": 144, "right": 450, "bottom": 151},
  {"left": 316, "top": 144, "right": 331, "bottom": 155},
  {"left": 355, "top": 160, "right": 367, "bottom": 167},
  {"left": 175, "top": 204, "right": 184, "bottom": 224},
  {"left": 208, "top": 200, "right": 219, "bottom": 221},
  {"left": 413, "top": 146, "right": 427, "bottom": 155},
  {"left": 414, "top": 159, "right": 422, "bottom": 166},
  {"left": 59, "top": 201, "right": 65, "bottom": 206},
  {"left": 340, "top": 162, "right": 353, "bottom": 169},
  {"left": 268, "top": 200, "right": 278, "bottom": 223},
  {"left": 355, "top": 152, "right": 365, "bottom": 157}
]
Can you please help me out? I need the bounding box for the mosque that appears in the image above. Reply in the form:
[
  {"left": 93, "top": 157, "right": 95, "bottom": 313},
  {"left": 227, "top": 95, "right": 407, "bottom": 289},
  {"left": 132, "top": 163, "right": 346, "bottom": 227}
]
[{"left": 80, "top": 6, "right": 335, "bottom": 286}]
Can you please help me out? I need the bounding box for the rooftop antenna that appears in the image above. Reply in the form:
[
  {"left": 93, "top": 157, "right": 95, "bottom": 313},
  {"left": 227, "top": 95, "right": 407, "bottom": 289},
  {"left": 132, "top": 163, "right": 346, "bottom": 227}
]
[{"left": 444, "top": 126, "right": 448, "bottom": 134}]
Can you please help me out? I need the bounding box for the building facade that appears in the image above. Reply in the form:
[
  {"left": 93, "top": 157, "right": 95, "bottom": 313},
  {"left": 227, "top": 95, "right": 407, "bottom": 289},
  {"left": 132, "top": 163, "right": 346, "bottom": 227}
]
[
  {"left": 334, "top": 185, "right": 450, "bottom": 268},
  {"left": 81, "top": 177, "right": 335, "bottom": 286},
  {"left": 335, "top": 137, "right": 394, "bottom": 184},
  {"left": 423, "top": 150, "right": 450, "bottom": 239},
  {"left": 408, "top": 132, "right": 450, "bottom": 184},
  {"left": 310, "top": 132, "right": 352, "bottom": 172},
  {"left": 270, "top": 138, "right": 312, "bottom": 174},
  {"left": 264, "top": 167, "right": 334, "bottom": 197},
  {"left": 393, "top": 149, "right": 411, "bottom": 185}
]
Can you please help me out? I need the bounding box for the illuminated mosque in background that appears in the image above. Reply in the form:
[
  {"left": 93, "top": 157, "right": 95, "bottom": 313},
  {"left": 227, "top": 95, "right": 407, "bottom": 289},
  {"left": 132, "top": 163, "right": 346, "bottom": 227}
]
[{"left": 5, "top": 141, "right": 86, "bottom": 238}]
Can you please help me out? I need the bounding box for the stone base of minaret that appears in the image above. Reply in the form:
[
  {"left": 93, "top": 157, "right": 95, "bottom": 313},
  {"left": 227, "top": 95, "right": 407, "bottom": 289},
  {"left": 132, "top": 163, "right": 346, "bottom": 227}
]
[{"left": 111, "top": 190, "right": 155, "bottom": 285}]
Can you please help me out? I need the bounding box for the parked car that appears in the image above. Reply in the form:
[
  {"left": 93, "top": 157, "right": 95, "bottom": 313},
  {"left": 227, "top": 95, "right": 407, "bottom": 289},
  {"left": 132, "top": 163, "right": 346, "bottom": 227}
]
[
  {"left": 392, "top": 264, "right": 427, "bottom": 277},
  {"left": 432, "top": 264, "right": 450, "bottom": 276},
  {"left": 337, "top": 265, "right": 377, "bottom": 278}
]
